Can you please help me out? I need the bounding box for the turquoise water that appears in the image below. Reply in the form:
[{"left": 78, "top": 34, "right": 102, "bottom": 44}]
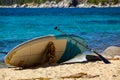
[{"left": 0, "top": 7, "right": 120, "bottom": 61}]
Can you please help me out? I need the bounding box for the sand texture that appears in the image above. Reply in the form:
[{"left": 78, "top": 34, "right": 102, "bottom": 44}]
[
  {"left": 0, "top": 46, "right": 120, "bottom": 80},
  {"left": 0, "top": 60, "right": 120, "bottom": 80}
]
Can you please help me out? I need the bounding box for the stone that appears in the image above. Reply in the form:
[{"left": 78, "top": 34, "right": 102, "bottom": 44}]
[
  {"left": 12, "top": 4, "right": 18, "bottom": 8},
  {"left": 69, "top": 0, "right": 79, "bottom": 7},
  {"left": 21, "top": 4, "right": 26, "bottom": 8},
  {"left": 77, "top": 4, "right": 85, "bottom": 7},
  {"left": 101, "top": 46, "right": 120, "bottom": 58}
]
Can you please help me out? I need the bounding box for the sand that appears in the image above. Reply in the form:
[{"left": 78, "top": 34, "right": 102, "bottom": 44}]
[
  {"left": 0, "top": 59, "right": 120, "bottom": 80},
  {"left": 0, "top": 46, "right": 120, "bottom": 80}
]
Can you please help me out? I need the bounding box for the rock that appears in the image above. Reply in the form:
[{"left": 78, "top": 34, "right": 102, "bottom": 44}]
[
  {"left": 26, "top": 3, "right": 39, "bottom": 8},
  {"left": 101, "top": 46, "right": 120, "bottom": 58},
  {"left": 85, "top": 46, "right": 120, "bottom": 62},
  {"left": 57, "top": 1, "right": 64, "bottom": 8},
  {"left": 50, "top": 1, "right": 57, "bottom": 8},
  {"left": 57, "top": 0, "right": 71, "bottom": 8},
  {"left": 98, "top": 3, "right": 102, "bottom": 7},
  {"left": 39, "top": 1, "right": 55, "bottom": 8},
  {"left": 39, "top": 4, "right": 45, "bottom": 8},
  {"left": 12, "top": 4, "right": 18, "bottom": 8},
  {"left": 57, "top": 0, "right": 81, "bottom": 8},
  {"left": 77, "top": 4, "right": 85, "bottom": 7},
  {"left": 21, "top": 4, "right": 26, "bottom": 8},
  {"left": 69, "top": 0, "right": 79, "bottom": 7}
]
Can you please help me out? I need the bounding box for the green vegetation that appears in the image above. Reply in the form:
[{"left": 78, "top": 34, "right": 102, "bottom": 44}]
[{"left": 88, "top": 0, "right": 119, "bottom": 5}]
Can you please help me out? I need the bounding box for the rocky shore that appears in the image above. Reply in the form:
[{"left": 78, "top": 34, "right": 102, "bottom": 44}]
[{"left": 0, "top": 0, "right": 120, "bottom": 8}]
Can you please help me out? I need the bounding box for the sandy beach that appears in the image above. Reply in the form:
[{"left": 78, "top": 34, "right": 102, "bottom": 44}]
[
  {"left": 0, "top": 46, "right": 120, "bottom": 80},
  {"left": 0, "top": 60, "right": 120, "bottom": 80}
]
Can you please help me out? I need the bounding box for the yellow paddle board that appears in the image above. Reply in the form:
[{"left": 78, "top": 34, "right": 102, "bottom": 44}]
[{"left": 5, "top": 35, "right": 87, "bottom": 68}]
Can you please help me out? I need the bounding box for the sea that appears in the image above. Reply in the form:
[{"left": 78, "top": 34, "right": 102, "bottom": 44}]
[{"left": 0, "top": 7, "right": 120, "bottom": 64}]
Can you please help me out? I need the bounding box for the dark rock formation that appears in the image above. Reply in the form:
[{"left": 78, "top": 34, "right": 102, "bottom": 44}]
[{"left": 69, "top": 0, "right": 79, "bottom": 7}]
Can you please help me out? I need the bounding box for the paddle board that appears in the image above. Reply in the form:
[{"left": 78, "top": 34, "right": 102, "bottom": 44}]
[{"left": 5, "top": 35, "right": 87, "bottom": 68}]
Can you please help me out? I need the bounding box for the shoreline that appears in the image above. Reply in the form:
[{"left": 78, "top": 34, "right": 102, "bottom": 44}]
[
  {"left": 0, "top": 6, "right": 120, "bottom": 8},
  {"left": 0, "top": 3, "right": 120, "bottom": 8}
]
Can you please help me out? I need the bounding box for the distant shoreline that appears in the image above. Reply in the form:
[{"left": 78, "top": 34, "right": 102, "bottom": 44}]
[
  {"left": 0, "top": 6, "right": 120, "bottom": 8},
  {"left": 0, "top": 3, "right": 120, "bottom": 8},
  {"left": 0, "top": 0, "right": 120, "bottom": 8}
]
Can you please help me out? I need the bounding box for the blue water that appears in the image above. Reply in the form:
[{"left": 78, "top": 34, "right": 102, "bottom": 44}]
[{"left": 0, "top": 7, "right": 120, "bottom": 61}]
